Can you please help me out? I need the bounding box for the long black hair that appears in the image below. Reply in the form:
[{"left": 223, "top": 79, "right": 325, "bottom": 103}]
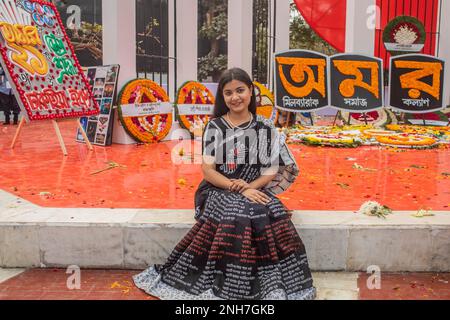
[{"left": 213, "top": 68, "right": 257, "bottom": 119}]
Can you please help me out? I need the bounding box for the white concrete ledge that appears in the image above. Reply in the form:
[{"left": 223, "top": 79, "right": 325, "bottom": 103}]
[
  {"left": 1, "top": 190, "right": 449, "bottom": 271},
  {"left": 0, "top": 268, "right": 25, "bottom": 283}
]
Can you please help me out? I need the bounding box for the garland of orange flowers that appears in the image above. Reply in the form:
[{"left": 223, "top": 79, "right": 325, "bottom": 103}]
[
  {"left": 376, "top": 134, "right": 437, "bottom": 148},
  {"left": 175, "top": 81, "right": 214, "bottom": 137},
  {"left": 253, "top": 81, "right": 278, "bottom": 123},
  {"left": 394, "top": 60, "right": 442, "bottom": 99},
  {"left": 361, "top": 129, "right": 397, "bottom": 139},
  {"left": 386, "top": 124, "right": 450, "bottom": 136},
  {"left": 333, "top": 60, "right": 380, "bottom": 98},
  {"left": 118, "top": 79, "right": 173, "bottom": 143},
  {"left": 276, "top": 57, "right": 327, "bottom": 98}
]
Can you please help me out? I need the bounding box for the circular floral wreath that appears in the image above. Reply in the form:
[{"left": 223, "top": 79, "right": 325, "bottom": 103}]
[
  {"left": 361, "top": 129, "right": 397, "bottom": 138},
  {"left": 286, "top": 125, "right": 330, "bottom": 144},
  {"left": 376, "top": 133, "right": 437, "bottom": 148},
  {"left": 175, "top": 81, "right": 215, "bottom": 137},
  {"left": 386, "top": 124, "right": 450, "bottom": 136},
  {"left": 383, "top": 16, "right": 426, "bottom": 54},
  {"left": 404, "top": 111, "right": 449, "bottom": 127},
  {"left": 118, "top": 79, "right": 173, "bottom": 143},
  {"left": 302, "top": 133, "right": 362, "bottom": 148},
  {"left": 340, "top": 109, "right": 398, "bottom": 127},
  {"left": 253, "top": 81, "right": 278, "bottom": 123},
  {"left": 386, "top": 124, "right": 450, "bottom": 146}
]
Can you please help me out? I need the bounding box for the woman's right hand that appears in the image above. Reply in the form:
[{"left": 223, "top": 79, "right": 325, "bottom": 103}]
[
  {"left": 229, "top": 179, "right": 250, "bottom": 193},
  {"left": 241, "top": 188, "right": 272, "bottom": 205}
]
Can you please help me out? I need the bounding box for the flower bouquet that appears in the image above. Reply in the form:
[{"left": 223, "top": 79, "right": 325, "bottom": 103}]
[{"left": 358, "top": 201, "right": 392, "bottom": 219}]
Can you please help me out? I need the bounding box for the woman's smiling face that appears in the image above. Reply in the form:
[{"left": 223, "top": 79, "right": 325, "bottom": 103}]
[{"left": 222, "top": 80, "right": 252, "bottom": 114}]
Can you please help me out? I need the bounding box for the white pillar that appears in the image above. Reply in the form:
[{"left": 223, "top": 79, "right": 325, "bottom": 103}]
[
  {"left": 265, "top": 0, "right": 290, "bottom": 90},
  {"left": 168, "top": 0, "right": 176, "bottom": 101},
  {"left": 174, "top": 0, "right": 197, "bottom": 87},
  {"left": 274, "top": 0, "right": 290, "bottom": 53},
  {"left": 102, "top": 0, "right": 136, "bottom": 90},
  {"left": 102, "top": 0, "right": 137, "bottom": 144},
  {"left": 345, "top": 0, "right": 376, "bottom": 54},
  {"left": 267, "top": 0, "right": 290, "bottom": 89},
  {"left": 227, "top": 0, "right": 253, "bottom": 74},
  {"left": 163, "top": 0, "right": 197, "bottom": 141},
  {"left": 438, "top": 0, "right": 450, "bottom": 107}
]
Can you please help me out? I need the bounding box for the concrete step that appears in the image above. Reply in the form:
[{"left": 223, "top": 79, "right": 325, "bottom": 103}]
[
  {"left": 1, "top": 190, "right": 449, "bottom": 272},
  {"left": 0, "top": 268, "right": 24, "bottom": 283}
]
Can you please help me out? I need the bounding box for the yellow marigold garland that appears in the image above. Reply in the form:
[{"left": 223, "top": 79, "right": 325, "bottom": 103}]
[
  {"left": 376, "top": 134, "right": 437, "bottom": 148},
  {"left": 386, "top": 124, "right": 450, "bottom": 136},
  {"left": 118, "top": 79, "right": 173, "bottom": 143},
  {"left": 276, "top": 57, "right": 327, "bottom": 97},
  {"left": 394, "top": 60, "right": 442, "bottom": 99},
  {"left": 333, "top": 60, "right": 380, "bottom": 98},
  {"left": 361, "top": 129, "right": 397, "bottom": 138}
]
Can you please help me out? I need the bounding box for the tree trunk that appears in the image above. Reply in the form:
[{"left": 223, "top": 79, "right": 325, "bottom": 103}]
[{"left": 211, "top": 39, "right": 220, "bottom": 57}]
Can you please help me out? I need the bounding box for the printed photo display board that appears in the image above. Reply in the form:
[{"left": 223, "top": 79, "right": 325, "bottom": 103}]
[
  {"left": 0, "top": 0, "right": 98, "bottom": 121},
  {"left": 76, "top": 65, "right": 120, "bottom": 146}
]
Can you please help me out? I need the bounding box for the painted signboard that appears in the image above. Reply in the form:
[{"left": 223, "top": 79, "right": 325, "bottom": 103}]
[{"left": 0, "top": 0, "right": 99, "bottom": 121}]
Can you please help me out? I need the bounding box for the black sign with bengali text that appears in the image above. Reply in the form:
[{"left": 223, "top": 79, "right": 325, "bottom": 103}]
[
  {"left": 274, "top": 50, "right": 329, "bottom": 112},
  {"left": 330, "top": 54, "right": 384, "bottom": 112},
  {"left": 389, "top": 54, "right": 445, "bottom": 113}
]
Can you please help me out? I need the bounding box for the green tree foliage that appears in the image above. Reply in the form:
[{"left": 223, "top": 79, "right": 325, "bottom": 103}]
[
  {"left": 52, "top": 0, "right": 103, "bottom": 65},
  {"left": 253, "top": 0, "right": 269, "bottom": 84},
  {"left": 137, "top": 18, "right": 162, "bottom": 55},
  {"left": 198, "top": 0, "right": 228, "bottom": 82},
  {"left": 68, "top": 22, "right": 103, "bottom": 61}
]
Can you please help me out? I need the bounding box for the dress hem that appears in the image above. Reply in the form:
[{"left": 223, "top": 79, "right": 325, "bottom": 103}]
[{"left": 133, "top": 267, "right": 317, "bottom": 301}]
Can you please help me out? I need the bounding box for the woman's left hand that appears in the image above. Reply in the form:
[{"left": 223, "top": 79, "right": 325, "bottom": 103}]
[{"left": 229, "top": 179, "right": 250, "bottom": 193}]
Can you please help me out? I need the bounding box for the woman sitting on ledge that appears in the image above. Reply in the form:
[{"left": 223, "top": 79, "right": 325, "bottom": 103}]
[{"left": 133, "top": 68, "right": 316, "bottom": 300}]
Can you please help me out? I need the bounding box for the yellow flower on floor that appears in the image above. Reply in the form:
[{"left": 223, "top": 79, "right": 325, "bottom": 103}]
[
  {"left": 411, "top": 209, "right": 435, "bottom": 218},
  {"left": 110, "top": 281, "right": 131, "bottom": 294}
]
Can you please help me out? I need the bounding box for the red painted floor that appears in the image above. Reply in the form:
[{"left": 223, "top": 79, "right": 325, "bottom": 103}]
[
  {"left": 0, "top": 119, "right": 449, "bottom": 211},
  {"left": 0, "top": 269, "right": 449, "bottom": 300},
  {"left": 0, "top": 269, "right": 156, "bottom": 300},
  {"left": 358, "top": 272, "right": 450, "bottom": 300}
]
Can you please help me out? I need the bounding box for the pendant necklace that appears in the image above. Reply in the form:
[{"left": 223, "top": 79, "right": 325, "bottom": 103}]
[{"left": 227, "top": 112, "right": 252, "bottom": 129}]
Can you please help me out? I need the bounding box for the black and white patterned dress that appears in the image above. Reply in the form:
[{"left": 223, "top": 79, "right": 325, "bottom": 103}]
[{"left": 133, "top": 115, "right": 316, "bottom": 300}]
